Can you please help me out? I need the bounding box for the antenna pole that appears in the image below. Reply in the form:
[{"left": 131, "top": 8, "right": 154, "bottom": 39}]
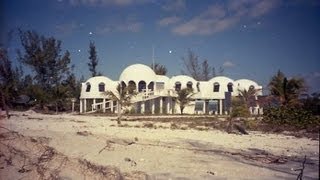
[{"left": 152, "top": 45, "right": 155, "bottom": 71}]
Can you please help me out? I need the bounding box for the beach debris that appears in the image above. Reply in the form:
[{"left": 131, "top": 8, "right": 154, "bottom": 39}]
[
  {"left": 234, "top": 124, "right": 249, "bottom": 135},
  {"left": 207, "top": 171, "right": 215, "bottom": 175},
  {"left": 124, "top": 157, "right": 137, "bottom": 167},
  {"left": 98, "top": 140, "right": 115, "bottom": 153},
  {"left": 76, "top": 131, "right": 92, "bottom": 136},
  {"left": 295, "top": 155, "right": 307, "bottom": 180},
  {"left": 27, "top": 117, "right": 43, "bottom": 120}
]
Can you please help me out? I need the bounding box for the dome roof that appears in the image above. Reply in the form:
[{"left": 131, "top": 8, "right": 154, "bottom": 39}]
[
  {"left": 209, "top": 76, "right": 234, "bottom": 84},
  {"left": 81, "top": 76, "right": 117, "bottom": 99},
  {"left": 119, "top": 64, "right": 156, "bottom": 84},
  {"left": 156, "top": 75, "right": 170, "bottom": 83},
  {"left": 169, "top": 75, "right": 197, "bottom": 89},
  {"left": 85, "top": 76, "right": 114, "bottom": 85},
  {"left": 170, "top": 75, "right": 196, "bottom": 83},
  {"left": 234, "top": 79, "right": 259, "bottom": 89}
]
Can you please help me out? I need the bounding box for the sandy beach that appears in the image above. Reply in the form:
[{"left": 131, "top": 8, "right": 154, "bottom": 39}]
[{"left": 0, "top": 111, "right": 319, "bottom": 180}]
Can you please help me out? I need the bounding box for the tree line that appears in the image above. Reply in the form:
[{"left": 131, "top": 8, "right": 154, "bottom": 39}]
[
  {"left": 0, "top": 30, "right": 101, "bottom": 115},
  {"left": 1, "top": 29, "right": 319, "bottom": 120}
]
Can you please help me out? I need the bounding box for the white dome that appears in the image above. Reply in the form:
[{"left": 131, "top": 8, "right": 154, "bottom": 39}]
[
  {"left": 119, "top": 64, "right": 156, "bottom": 84},
  {"left": 80, "top": 76, "right": 117, "bottom": 98},
  {"left": 209, "top": 76, "right": 234, "bottom": 84},
  {"left": 169, "top": 75, "right": 197, "bottom": 89},
  {"left": 234, "top": 79, "right": 259, "bottom": 90},
  {"left": 234, "top": 79, "right": 262, "bottom": 95}
]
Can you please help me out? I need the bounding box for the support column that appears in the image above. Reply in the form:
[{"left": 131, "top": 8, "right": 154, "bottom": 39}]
[
  {"left": 93, "top": 99, "right": 96, "bottom": 111},
  {"left": 166, "top": 98, "right": 170, "bottom": 114},
  {"left": 219, "top": 99, "right": 223, "bottom": 115},
  {"left": 80, "top": 99, "right": 83, "bottom": 113},
  {"left": 103, "top": 99, "right": 106, "bottom": 113},
  {"left": 141, "top": 102, "right": 145, "bottom": 114},
  {"left": 151, "top": 99, "right": 155, "bottom": 114},
  {"left": 160, "top": 97, "right": 163, "bottom": 114},
  {"left": 203, "top": 100, "right": 206, "bottom": 115},
  {"left": 110, "top": 100, "right": 114, "bottom": 113},
  {"left": 84, "top": 99, "right": 87, "bottom": 113}
]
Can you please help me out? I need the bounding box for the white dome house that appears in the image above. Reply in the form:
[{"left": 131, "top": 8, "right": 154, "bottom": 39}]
[{"left": 79, "top": 63, "right": 264, "bottom": 115}]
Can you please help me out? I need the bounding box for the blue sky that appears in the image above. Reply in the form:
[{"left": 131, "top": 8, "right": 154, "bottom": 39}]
[{"left": 1, "top": 0, "right": 320, "bottom": 93}]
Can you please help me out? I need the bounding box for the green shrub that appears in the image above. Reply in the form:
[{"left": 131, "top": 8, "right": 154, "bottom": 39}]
[{"left": 263, "top": 107, "right": 320, "bottom": 128}]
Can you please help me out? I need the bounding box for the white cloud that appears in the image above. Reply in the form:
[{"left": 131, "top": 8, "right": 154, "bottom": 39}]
[
  {"left": 55, "top": 21, "right": 83, "bottom": 35},
  {"left": 157, "top": 16, "right": 181, "bottom": 27},
  {"left": 172, "top": 0, "right": 280, "bottom": 36},
  {"left": 223, "top": 61, "right": 236, "bottom": 68},
  {"left": 162, "top": 0, "right": 186, "bottom": 12},
  {"left": 96, "top": 20, "right": 143, "bottom": 34}
]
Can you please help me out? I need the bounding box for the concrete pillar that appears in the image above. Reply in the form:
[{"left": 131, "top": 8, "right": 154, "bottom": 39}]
[
  {"left": 219, "top": 99, "right": 223, "bottom": 115},
  {"left": 160, "top": 97, "right": 163, "bottom": 114},
  {"left": 80, "top": 99, "right": 83, "bottom": 113},
  {"left": 166, "top": 98, "right": 170, "bottom": 114},
  {"left": 141, "top": 102, "right": 145, "bottom": 114},
  {"left": 110, "top": 100, "right": 114, "bottom": 113},
  {"left": 93, "top": 99, "right": 96, "bottom": 111},
  {"left": 151, "top": 99, "right": 155, "bottom": 114},
  {"left": 103, "top": 98, "right": 106, "bottom": 113},
  {"left": 84, "top": 99, "right": 87, "bottom": 113},
  {"left": 203, "top": 101, "right": 206, "bottom": 115}
]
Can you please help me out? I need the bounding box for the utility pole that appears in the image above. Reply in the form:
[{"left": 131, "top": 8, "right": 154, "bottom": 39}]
[{"left": 152, "top": 45, "right": 155, "bottom": 71}]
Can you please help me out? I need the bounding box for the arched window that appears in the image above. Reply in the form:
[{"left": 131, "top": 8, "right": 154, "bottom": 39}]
[
  {"left": 148, "top": 82, "right": 154, "bottom": 91},
  {"left": 86, "top": 83, "right": 91, "bottom": 92},
  {"left": 98, "top": 83, "right": 105, "bottom": 92},
  {"left": 138, "top": 81, "right": 146, "bottom": 92},
  {"left": 213, "top": 82, "right": 220, "bottom": 92},
  {"left": 187, "top": 81, "right": 193, "bottom": 90},
  {"left": 128, "top": 81, "right": 136, "bottom": 93},
  {"left": 175, "top": 82, "right": 181, "bottom": 91},
  {"left": 227, "top": 83, "right": 233, "bottom": 92},
  {"left": 121, "top": 81, "right": 127, "bottom": 91}
]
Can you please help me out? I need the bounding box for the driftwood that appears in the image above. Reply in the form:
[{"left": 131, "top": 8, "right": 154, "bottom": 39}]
[
  {"left": 233, "top": 124, "right": 249, "bottom": 135},
  {"left": 295, "top": 155, "right": 307, "bottom": 180},
  {"left": 27, "top": 117, "right": 43, "bottom": 120}
]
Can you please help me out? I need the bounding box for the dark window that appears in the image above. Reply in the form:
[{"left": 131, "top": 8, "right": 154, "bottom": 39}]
[
  {"left": 187, "top": 81, "right": 193, "bottom": 90},
  {"left": 138, "top": 81, "right": 146, "bottom": 92},
  {"left": 128, "top": 81, "right": 136, "bottom": 92},
  {"left": 86, "top": 83, "right": 91, "bottom": 92},
  {"left": 249, "top": 85, "right": 255, "bottom": 90},
  {"left": 227, "top": 83, "right": 233, "bottom": 92},
  {"left": 148, "top": 82, "right": 154, "bottom": 91},
  {"left": 98, "top": 83, "right": 105, "bottom": 92},
  {"left": 213, "top": 83, "right": 219, "bottom": 92},
  {"left": 175, "top": 82, "right": 181, "bottom": 91},
  {"left": 121, "top": 81, "right": 126, "bottom": 91}
]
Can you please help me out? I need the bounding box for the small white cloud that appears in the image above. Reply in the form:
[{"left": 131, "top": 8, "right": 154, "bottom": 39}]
[
  {"left": 223, "top": 61, "right": 236, "bottom": 68},
  {"left": 162, "top": 0, "right": 186, "bottom": 12},
  {"left": 55, "top": 21, "right": 82, "bottom": 36},
  {"left": 171, "top": 0, "right": 280, "bottom": 36},
  {"left": 157, "top": 16, "right": 181, "bottom": 27},
  {"left": 96, "top": 21, "right": 143, "bottom": 34}
]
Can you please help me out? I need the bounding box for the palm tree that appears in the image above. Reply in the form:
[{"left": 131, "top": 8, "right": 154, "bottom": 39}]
[
  {"left": 176, "top": 88, "right": 194, "bottom": 114},
  {"left": 151, "top": 63, "right": 167, "bottom": 75},
  {"left": 238, "top": 87, "right": 262, "bottom": 108},
  {"left": 269, "top": 70, "right": 305, "bottom": 107},
  {"left": 103, "top": 84, "right": 136, "bottom": 124}
]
